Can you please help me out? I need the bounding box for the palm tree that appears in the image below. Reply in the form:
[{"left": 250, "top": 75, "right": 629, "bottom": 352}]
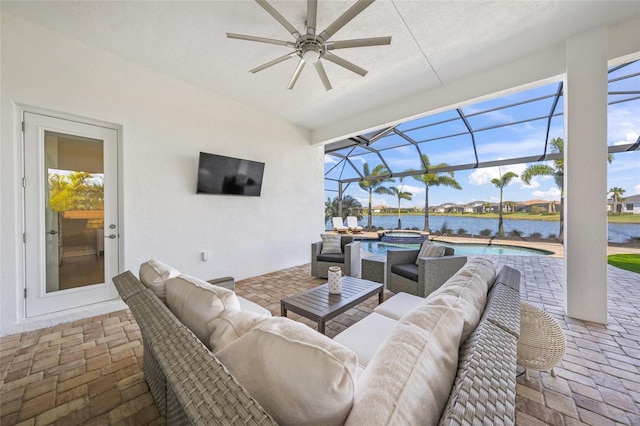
[
  {"left": 608, "top": 187, "right": 626, "bottom": 213},
  {"left": 388, "top": 177, "right": 412, "bottom": 229},
  {"left": 324, "top": 195, "right": 363, "bottom": 226},
  {"left": 358, "top": 163, "right": 394, "bottom": 230},
  {"left": 491, "top": 171, "right": 518, "bottom": 237},
  {"left": 521, "top": 137, "right": 613, "bottom": 241},
  {"left": 411, "top": 154, "right": 462, "bottom": 232}
]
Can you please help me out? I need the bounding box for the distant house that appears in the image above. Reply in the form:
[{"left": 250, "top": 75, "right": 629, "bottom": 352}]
[
  {"left": 371, "top": 205, "right": 389, "bottom": 213},
  {"left": 608, "top": 194, "right": 640, "bottom": 214},
  {"left": 517, "top": 199, "right": 560, "bottom": 213}
]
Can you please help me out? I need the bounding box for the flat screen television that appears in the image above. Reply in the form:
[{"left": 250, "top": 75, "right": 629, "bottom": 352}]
[{"left": 197, "top": 152, "right": 264, "bottom": 196}]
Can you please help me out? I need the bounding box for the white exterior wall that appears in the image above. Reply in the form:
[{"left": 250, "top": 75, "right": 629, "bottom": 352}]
[{"left": 0, "top": 13, "right": 324, "bottom": 335}]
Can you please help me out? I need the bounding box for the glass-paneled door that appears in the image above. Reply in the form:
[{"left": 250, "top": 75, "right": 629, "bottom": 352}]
[{"left": 23, "top": 112, "right": 119, "bottom": 317}]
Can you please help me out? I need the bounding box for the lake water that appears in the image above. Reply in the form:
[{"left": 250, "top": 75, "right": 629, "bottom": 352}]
[
  {"left": 329, "top": 215, "right": 640, "bottom": 243},
  {"left": 360, "top": 241, "right": 554, "bottom": 256}
]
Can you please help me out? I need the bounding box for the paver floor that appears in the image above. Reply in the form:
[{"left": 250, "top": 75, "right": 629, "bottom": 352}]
[{"left": 1, "top": 255, "right": 639, "bottom": 425}]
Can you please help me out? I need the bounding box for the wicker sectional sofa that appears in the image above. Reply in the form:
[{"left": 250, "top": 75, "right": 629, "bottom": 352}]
[{"left": 113, "top": 258, "right": 520, "bottom": 425}]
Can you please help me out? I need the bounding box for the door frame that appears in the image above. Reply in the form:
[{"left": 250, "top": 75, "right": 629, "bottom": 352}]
[{"left": 19, "top": 105, "right": 125, "bottom": 320}]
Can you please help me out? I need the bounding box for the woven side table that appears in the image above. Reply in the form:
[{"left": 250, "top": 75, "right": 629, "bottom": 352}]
[{"left": 517, "top": 301, "right": 566, "bottom": 380}]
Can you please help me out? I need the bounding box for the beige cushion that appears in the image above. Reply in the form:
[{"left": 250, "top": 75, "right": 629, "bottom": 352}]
[
  {"left": 425, "top": 272, "right": 488, "bottom": 343},
  {"left": 139, "top": 259, "right": 180, "bottom": 303},
  {"left": 415, "top": 242, "right": 446, "bottom": 265},
  {"left": 374, "top": 291, "right": 424, "bottom": 321},
  {"left": 458, "top": 257, "right": 497, "bottom": 289},
  {"left": 333, "top": 312, "right": 398, "bottom": 368},
  {"left": 216, "top": 317, "right": 357, "bottom": 426},
  {"left": 321, "top": 233, "right": 343, "bottom": 254},
  {"left": 346, "top": 304, "right": 464, "bottom": 426},
  {"left": 166, "top": 275, "right": 241, "bottom": 347},
  {"left": 237, "top": 296, "right": 272, "bottom": 316},
  {"left": 208, "top": 310, "right": 270, "bottom": 353}
]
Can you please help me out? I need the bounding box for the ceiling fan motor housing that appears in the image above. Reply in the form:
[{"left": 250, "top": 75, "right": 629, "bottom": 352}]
[{"left": 297, "top": 35, "right": 325, "bottom": 62}]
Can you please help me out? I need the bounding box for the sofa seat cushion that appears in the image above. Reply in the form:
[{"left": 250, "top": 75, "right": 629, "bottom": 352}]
[
  {"left": 238, "top": 296, "right": 272, "bottom": 316},
  {"left": 216, "top": 317, "right": 357, "bottom": 426},
  {"left": 374, "top": 292, "right": 423, "bottom": 321},
  {"left": 390, "top": 263, "right": 419, "bottom": 282},
  {"left": 333, "top": 312, "right": 398, "bottom": 368},
  {"left": 165, "top": 274, "right": 241, "bottom": 347},
  {"left": 139, "top": 259, "right": 180, "bottom": 303},
  {"left": 208, "top": 310, "right": 271, "bottom": 353},
  {"left": 345, "top": 304, "right": 465, "bottom": 426},
  {"left": 317, "top": 252, "right": 345, "bottom": 263}
]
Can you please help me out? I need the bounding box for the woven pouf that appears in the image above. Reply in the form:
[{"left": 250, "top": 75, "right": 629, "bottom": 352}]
[{"left": 517, "top": 302, "right": 567, "bottom": 380}]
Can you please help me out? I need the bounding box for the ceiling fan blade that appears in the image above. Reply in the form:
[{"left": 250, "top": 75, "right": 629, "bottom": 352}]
[
  {"left": 288, "top": 58, "right": 306, "bottom": 90},
  {"left": 319, "top": 0, "right": 374, "bottom": 41},
  {"left": 307, "top": 0, "right": 318, "bottom": 35},
  {"left": 323, "top": 52, "right": 368, "bottom": 77},
  {"left": 250, "top": 53, "right": 297, "bottom": 73},
  {"left": 314, "top": 60, "right": 332, "bottom": 91},
  {"left": 326, "top": 36, "right": 392, "bottom": 50},
  {"left": 256, "top": 0, "right": 301, "bottom": 39},
  {"left": 227, "top": 33, "right": 294, "bottom": 48}
]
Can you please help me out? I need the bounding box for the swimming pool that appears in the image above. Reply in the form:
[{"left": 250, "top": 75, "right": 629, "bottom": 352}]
[{"left": 360, "top": 241, "right": 554, "bottom": 256}]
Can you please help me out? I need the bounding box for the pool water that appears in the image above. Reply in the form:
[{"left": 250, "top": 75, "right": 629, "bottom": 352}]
[{"left": 360, "top": 241, "right": 553, "bottom": 256}]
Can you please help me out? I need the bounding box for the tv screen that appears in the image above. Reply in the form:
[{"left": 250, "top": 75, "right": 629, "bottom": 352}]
[{"left": 197, "top": 152, "right": 264, "bottom": 196}]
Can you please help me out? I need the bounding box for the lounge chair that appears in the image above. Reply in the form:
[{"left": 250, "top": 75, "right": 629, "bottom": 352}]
[
  {"left": 332, "top": 217, "right": 348, "bottom": 233},
  {"left": 346, "top": 216, "right": 363, "bottom": 233}
]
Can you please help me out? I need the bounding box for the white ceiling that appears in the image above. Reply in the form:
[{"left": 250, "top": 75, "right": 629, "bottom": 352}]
[{"left": 2, "top": 1, "right": 639, "bottom": 137}]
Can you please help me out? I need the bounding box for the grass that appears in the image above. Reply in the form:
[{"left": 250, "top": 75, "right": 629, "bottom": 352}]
[{"left": 607, "top": 254, "right": 640, "bottom": 273}]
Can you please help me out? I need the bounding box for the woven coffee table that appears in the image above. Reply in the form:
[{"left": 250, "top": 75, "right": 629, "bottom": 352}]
[{"left": 281, "top": 276, "right": 384, "bottom": 334}]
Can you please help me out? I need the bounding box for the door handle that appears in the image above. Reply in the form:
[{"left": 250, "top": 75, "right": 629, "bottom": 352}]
[
  {"left": 104, "top": 234, "right": 117, "bottom": 239},
  {"left": 48, "top": 230, "right": 58, "bottom": 235}
]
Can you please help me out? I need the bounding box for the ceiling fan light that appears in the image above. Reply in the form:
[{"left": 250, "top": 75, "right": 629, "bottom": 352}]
[{"left": 302, "top": 48, "right": 321, "bottom": 63}]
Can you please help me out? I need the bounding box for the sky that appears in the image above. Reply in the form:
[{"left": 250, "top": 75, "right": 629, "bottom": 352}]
[{"left": 325, "top": 61, "right": 640, "bottom": 209}]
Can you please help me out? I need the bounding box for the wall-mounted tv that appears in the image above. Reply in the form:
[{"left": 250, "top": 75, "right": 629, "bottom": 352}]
[{"left": 197, "top": 152, "right": 265, "bottom": 196}]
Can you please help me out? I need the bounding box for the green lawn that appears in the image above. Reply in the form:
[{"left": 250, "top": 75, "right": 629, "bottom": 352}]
[{"left": 607, "top": 254, "right": 640, "bottom": 273}]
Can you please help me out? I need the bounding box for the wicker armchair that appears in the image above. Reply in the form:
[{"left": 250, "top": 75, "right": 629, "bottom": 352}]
[
  {"left": 311, "top": 235, "right": 361, "bottom": 279},
  {"left": 386, "top": 247, "right": 467, "bottom": 297},
  {"left": 517, "top": 302, "right": 566, "bottom": 379}
]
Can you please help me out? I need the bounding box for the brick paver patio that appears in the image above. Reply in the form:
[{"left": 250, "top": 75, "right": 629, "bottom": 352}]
[{"left": 1, "top": 255, "right": 639, "bottom": 425}]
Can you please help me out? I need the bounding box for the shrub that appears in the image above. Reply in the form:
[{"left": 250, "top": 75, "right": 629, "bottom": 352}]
[
  {"left": 508, "top": 229, "right": 522, "bottom": 237},
  {"left": 628, "top": 236, "right": 640, "bottom": 244},
  {"left": 548, "top": 233, "right": 557, "bottom": 239},
  {"left": 479, "top": 229, "right": 493, "bottom": 236},
  {"left": 530, "top": 232, "right": 542, "bottom": 238},
  {"left": 439, "top": 221, "right": 449, "bottom": 234},
  {"left": 457, "top": 228, "right": 467, "bottom": 235},
  {"left": 410, "top": 227, "right": 420, "bottom": 231}
]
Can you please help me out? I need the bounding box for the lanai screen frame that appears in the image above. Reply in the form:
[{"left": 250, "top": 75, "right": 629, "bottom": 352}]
[{"left": 325, "top": 60, "right": 640, "bottom": 197}]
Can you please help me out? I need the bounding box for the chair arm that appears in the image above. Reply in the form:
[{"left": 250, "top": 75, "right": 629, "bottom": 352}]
[
  {"left": 207, "top": 277, "right": 235, "bottom": 291},
  {"left": 386, "top": 249, "right": 419, "bottom": 284},
  {"left": 344, "top": 241, "right": 361, "bottom": 277},
  {"left": 311, "top": 241, "right": 322, "bottom": 258},
  {"left": 417, "top": 255, "right": 467, "bottom": 297}
]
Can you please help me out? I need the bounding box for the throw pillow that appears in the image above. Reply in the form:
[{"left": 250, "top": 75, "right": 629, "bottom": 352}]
[
  {"left": 321, "top": 233, "right": 343, "bottom": 254},
  {"left": 345, "top": 304, "right": 464, "bottom": 426},
  {"left": 139, "top": 259, "right": 180, "bottom": 304},
  {"left": 166, "top": 274, "right": 241, "bottom": 347},
  {"left": 423, "top": 272, "right": 488, "bottom": 343},
  {"left": 415, "top": 242, "right": 446, "bottom": 265},
  {"left": 215, "top": 317, "right": 357, "bottom": 426},
  {"left": 457, "top": 257, "right": 497, "bottom": 289},
  {"left": 208, "top": 310, "right": 270, "bottom": 353}
]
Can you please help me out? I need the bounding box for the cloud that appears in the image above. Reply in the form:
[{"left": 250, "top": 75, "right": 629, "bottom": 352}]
[
  {"left": 635, "top": 184, "right": 640, "bottom": 195},
  {"left": 613, "top": 132, "right": 639, "bottom": 146},
  {"left": 468, "top": 164, "right": 525, "bottom": 186},
  {"left": 324, "top": 154, "right": 338, "bottom": 165},
  {"left": 398, "top": 184, "right": 425, "bottom": 196},
  {"left": 532, "top": 187, "right": 561, "bottom": 199}
]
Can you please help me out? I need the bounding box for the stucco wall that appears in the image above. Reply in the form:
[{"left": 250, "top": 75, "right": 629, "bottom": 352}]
[{"left": 1, "top": 12, "right": 324, "bottom": 335}]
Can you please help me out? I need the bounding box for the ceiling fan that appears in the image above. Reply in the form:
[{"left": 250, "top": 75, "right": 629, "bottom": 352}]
[{"left": 227, "top": 0, "right": 391, "bottom": 91}]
